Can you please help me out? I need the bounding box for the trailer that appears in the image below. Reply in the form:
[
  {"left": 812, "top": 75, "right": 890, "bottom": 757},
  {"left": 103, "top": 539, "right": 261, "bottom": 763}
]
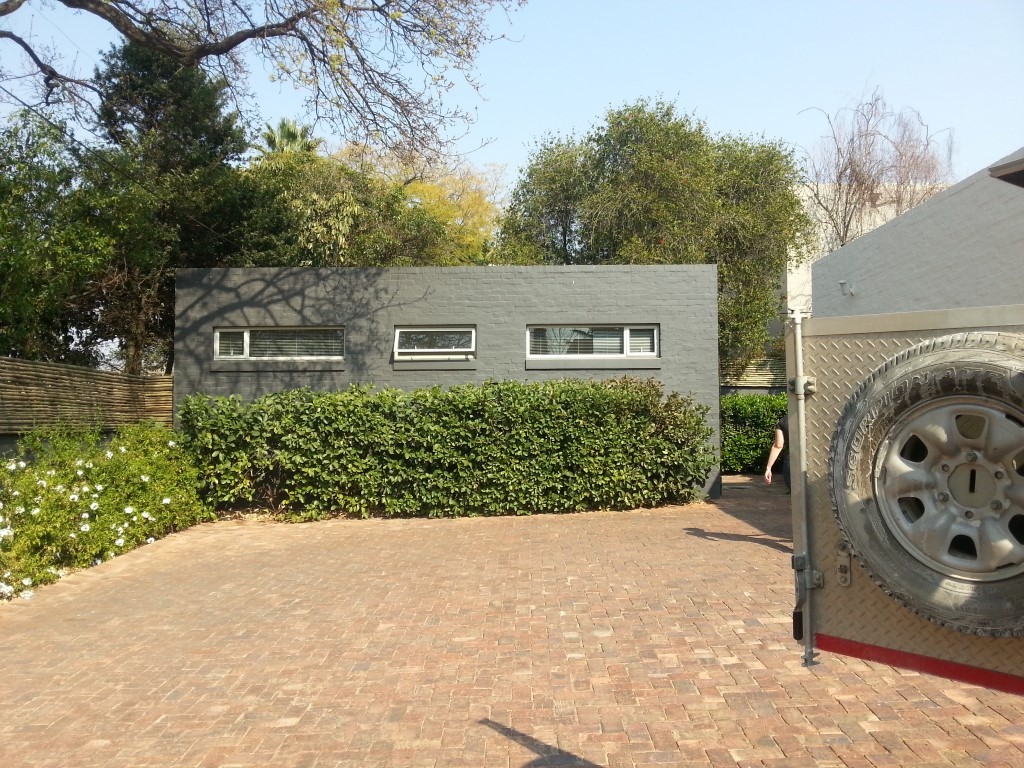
[{"left": 786, "top": 304, "right": 1024, "bottom": 694}]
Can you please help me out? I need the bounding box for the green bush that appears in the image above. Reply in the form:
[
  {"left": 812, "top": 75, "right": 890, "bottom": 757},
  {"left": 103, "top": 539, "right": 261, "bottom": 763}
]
[
  {"left": 720, "top": 393, "right": 788, "bottom": 474},
  {"left": 0, "top": 423, "right": 214, "bottom": 600},
  {"left": 178, "top": 377, "right": 717, "bottom": 520}
]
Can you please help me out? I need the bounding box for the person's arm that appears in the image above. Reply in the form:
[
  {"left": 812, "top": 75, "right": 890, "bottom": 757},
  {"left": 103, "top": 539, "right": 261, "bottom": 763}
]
[{"left": 764, "top": 427, "right": 785, "bottom": 484}]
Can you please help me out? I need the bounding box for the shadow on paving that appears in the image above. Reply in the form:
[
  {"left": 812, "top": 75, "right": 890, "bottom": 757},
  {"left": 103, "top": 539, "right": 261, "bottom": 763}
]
[
  {"left": 697, "top": 474, "right": 793, "bottom": 547},
  {"left": 479, "top": 719, "right": 602, "bottom": 767}
]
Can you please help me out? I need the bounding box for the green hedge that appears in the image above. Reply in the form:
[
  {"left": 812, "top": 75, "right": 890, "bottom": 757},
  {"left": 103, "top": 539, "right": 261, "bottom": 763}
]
[
  {"left": 720, "top": 393, "right": 787, "bottom": 474},
  {"left": 178, "top": 378, "right": 716, "bottom": 519}
]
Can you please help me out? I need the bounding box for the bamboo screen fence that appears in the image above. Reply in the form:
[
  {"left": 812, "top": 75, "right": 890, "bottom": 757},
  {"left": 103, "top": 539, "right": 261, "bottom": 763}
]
[{"left": 0, "top": 358, "right": 173, "bottom": 435}]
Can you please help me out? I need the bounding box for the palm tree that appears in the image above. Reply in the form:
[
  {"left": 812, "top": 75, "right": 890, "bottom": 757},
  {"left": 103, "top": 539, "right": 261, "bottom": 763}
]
[{"left": 259, "top": 118, "right": 323, "bottom": 154}]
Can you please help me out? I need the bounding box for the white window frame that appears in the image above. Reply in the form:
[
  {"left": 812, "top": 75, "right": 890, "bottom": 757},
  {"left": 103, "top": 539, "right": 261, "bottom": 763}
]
[
  {"left": 526, "top": 325, "right": 659, "bottom": 359},
  {"left": 393, "top": 326, "right": 476, "bottom": 362},
  {"left": 213, "top": 327, "right": 345, "bottom": 361}
]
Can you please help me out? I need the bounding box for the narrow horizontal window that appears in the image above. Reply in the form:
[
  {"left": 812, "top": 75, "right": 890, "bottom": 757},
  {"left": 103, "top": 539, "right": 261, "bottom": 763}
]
[
  {"left": 394, "top": 327, "right": 476, "bottom": 361},
  {"left": 527, "top": 325, "right": 658, "bottom": 358},
  {"left": 214, "top": 328, "right": 344, "bottom": 360}
]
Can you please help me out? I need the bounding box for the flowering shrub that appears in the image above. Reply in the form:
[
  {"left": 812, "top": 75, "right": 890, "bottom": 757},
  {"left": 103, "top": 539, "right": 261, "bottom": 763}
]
[{"left": 0, "top": 423, "right": 213, "bottom": 600}]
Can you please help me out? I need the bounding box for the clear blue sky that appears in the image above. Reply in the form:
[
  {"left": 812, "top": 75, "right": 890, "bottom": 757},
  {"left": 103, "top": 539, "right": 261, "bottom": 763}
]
[
  {"left": 5, "top": 0, "right": 1022, "bottom": 183},
  {"left": 439, "top": 0, "right": 1024, "bottom": 184}
]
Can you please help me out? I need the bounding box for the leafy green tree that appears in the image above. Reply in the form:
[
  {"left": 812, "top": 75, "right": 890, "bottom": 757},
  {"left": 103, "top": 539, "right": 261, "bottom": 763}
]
[
  {"left": 497, "top": 100, "right": 813, "bottom": 375},
  {"left": 0, "top": 111, "right": 110, "bottom": 363},
  {"left": 259, "top": 119, "right": 324, "bottom": 155},
  {"left": 77, "top": 42, "right": 254, "bottom": 373},
  {"left": 245, "top": 151, "right": 456, "bottom": 268}
]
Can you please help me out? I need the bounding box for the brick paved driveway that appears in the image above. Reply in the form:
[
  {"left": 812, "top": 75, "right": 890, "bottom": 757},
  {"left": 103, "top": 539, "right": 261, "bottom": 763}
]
[{"left": 2, "top": 477, "right": 1023, "bottom": 768}]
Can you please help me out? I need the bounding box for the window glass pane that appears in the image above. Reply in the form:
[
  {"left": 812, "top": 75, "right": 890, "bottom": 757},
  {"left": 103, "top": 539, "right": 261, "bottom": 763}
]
[
  {"left": 397, "top": 329, "right": 473, "bottom": 352},
  {"left": 629, "top": 328, "right": 656, "bottom": 354},
  {"left": 530, "top": 327, "right": 624, "bottom": 356},
  {"left": 249, "top": 329, "right": 344, "bottom": 358},
  {"left": 592, "top": 328, "right": 624, "bottom": 355},
  {"left": 218, "top": 331, "right": 245, "bottom": 357}
]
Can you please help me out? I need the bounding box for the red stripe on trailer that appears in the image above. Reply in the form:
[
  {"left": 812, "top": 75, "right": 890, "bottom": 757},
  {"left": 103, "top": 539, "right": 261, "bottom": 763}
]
[{"left": 816, "top": 634, "right": 1024, "bottom": 696}]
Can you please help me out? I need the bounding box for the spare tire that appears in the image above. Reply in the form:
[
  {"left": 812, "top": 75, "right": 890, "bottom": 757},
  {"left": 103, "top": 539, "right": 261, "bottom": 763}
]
[{"left": 829, "top": 332, "right": 1024, "bottom": 636}]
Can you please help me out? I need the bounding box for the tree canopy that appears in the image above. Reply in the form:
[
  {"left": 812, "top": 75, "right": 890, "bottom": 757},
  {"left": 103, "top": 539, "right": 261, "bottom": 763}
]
[
  {"left": 497, "top": 100, "right": 814, "bottom": 375},
  {"left": 1, "top": 0, "right": 524, "bottom": 154}
]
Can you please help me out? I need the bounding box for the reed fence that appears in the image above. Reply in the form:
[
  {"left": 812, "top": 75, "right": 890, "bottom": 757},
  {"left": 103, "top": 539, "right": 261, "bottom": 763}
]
[{"left": 0, "top": 357, "right": 172, "bottom": 435}]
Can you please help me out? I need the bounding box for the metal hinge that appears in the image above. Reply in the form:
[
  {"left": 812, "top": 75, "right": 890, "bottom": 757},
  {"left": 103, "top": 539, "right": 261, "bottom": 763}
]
[
  {"left": 792, "top": 554, "right": 823, "bottom": 589},
  {"left": 788, "top": 376, "right": 817, "bottom": 395}
]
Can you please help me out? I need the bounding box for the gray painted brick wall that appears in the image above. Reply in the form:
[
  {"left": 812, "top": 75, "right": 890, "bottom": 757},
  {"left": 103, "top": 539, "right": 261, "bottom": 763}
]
[
  {"left": 175, "top": 266, "right": 720, "bottom": 490},
  {"left": 812, "top": 147, "right": 1024, "bottom": 318}
]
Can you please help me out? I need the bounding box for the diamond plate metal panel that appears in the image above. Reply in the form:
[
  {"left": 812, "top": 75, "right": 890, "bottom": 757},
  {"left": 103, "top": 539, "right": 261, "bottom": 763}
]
[{"left": 799, "top": 322, "right": 1024, "bottom": 676}]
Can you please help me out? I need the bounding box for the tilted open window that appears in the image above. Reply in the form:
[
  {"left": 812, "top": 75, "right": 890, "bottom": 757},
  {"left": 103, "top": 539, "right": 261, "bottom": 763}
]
[{"left": 393, "top": 327, "right": 476, "bottom": 362}]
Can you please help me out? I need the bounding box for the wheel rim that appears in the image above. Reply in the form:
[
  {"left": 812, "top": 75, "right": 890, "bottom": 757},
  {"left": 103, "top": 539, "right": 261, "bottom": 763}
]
[{"left": 875, "top": 397, "right": 1024, "bottom": 582}]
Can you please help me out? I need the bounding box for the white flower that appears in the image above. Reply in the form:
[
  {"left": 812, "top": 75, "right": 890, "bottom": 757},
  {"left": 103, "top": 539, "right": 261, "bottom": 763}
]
[
  {"left": 30, "top": 508, "right": 39, "bottom": 516},
  {"left": 11, "top": 490, "right": 19, "bottom": 497},
  {"left": 20, "top": 590, "right": 32, "bottom": 599},
  {"left": 119, "top": 446, "right": 127, "bottom": 453},
  {"left": 124, "top": 506, "right": 135, "bottom": 514},
  {"left": 105, "top": 451, "right": 113, "bottom": 459},
  {"left": 142, "top": 511, "right": 152, "bottom": 520},
  {"left": 47, "top": 470, "right": 56, "bottom": 476},
  {"left": 0, "top": 527, "right": 13, "bottom": 541},
  {"left": 76, "top": 470, "right": 84, "bottom": 477},
  {"left": 115, "top": 538, "right": 124, "bottom": 547},
  {"left": 140, "top": 475, "right": 150, "bottom": 483},
  {"left": 81, "top": 512, "right": 90, "bottom": 519},
  {"left": 93, "top": 559, "right": 101, "bottom": 566},
  {"left": 6, "top": 462, "right": 16, "bottom": 471},
  {"left": 15, "top": 506, "right": 24, "bottom": 515},
  {"left": 21, "top": 577, "right": 31, "bottom": 586},
  {"left": 162, "top": 498, "right": 171, "bottom": 505},
  {"left": 146, "top": 537, "right": 155, "bottom": 544},
  {"left": 95, "top": 485, "right": 104, "bottom": 492},
  {"left": 80, "top": 523, "right": 90, "bottom": 532},
  {"left": 167, "top": 440, "right": 177, "bottom": 448},
  {"left": 56, "top": 485, "right": 65, "bottom": 492},
  {"left": 133, "top": 516, "right": 139, "bottom": 522},
  {"left": 89, "top": 502, "right": 99, "bottom": 511},
  {"left": 81, "top": 485, "right": 90, "bottom": 493},
  {"left": 0, "top": 582, "right": 13, "bottom": 597},
  {"left": 37, "top": 479, "right": 47, "bottom": 488},
  {"left": 69, "top": 533, "right": 76, "bottom": 539},
  {"left": 85, "top": 462, "right": 93, "bottom": 469},
  {"left": 75, "top": 459, "right": 83, "bottom": 466},
  {"left": 69, "top": 494, "right": 79, "bottom": 502},
  {"left": 17, "top": 461, "right": 25, "bottom": 469}
]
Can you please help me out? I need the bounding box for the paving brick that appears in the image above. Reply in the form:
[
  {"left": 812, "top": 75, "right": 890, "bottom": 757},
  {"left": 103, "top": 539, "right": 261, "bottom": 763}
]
[{"left": 1, "top": 477, "right": 1023, "bottom": 767}]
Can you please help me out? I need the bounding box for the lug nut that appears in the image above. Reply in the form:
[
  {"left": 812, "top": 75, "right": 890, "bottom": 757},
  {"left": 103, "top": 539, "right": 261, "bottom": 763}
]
[
  {"left": 965, "top": 510, "right": 975, "bottom": 519},
  {"left": 991, "top": 500, "right": 1003, "bottom": 511},
  {"left": 995, "top": 471, "right": 1005, "bottom": 479},
  {"left": 937, "top": 492, "right": 949, "bottom": 502},
  {"left": 941, "top": 464, "right": 951, "bottom": 472},
  {"left": 966, "top": 452, "right": 978, "bottom": 463}
]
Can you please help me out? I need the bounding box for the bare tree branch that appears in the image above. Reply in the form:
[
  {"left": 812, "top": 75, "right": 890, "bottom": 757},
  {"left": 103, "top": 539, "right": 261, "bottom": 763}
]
[
  {"left": 2, "top": 0, "right": 525, "bottom": 155},
  {"left": 801, "top": 87, "right": 953, "bottom": 254}
]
